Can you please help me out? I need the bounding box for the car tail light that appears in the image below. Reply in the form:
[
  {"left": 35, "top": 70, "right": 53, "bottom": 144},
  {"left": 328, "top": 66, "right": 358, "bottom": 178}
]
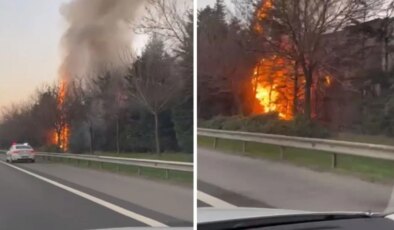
[{"left": 12, "top": 151, "right": 20, "bottom": 154}]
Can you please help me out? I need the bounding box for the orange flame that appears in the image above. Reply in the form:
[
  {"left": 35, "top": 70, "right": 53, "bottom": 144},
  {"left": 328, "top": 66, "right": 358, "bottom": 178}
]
[
  {"left": 251, "top": 56, "right": 297, "bottom": 120},
  {"left": 254, "top": 0, "right": 273, "bottom": 33},
  {"left": 250, "top": 0, "right": 333, "bottom": 120},
  {"left": 324, "top": 75, "right": 332, "bottom": 86},
  {"left": 250, "top": 57, "right": 333, "bottom": 120},
  {"left": 51, "top": 79, "right": 70, "bottom": 152},
  {"left": 55, "top": 124, "right": 69, "bottom": 151},
  {"left": 58, "top": 79, "right": 69, "bottom": 151}
]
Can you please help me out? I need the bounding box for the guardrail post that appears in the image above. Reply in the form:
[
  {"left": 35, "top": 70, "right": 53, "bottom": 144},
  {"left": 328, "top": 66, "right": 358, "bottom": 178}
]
[
  {"left": 116, "top": 165, "right": 120, "bottom": 173},
  {"left": 279, "top": 146, "right": 285, "bottom": 160},
  {"left": 213, "top": 137, "right": 217, "bottom": 149},
  {"left": 137, "top": 167, "right": 141, "bottom": 176},
  {"left": 242, "top": 141, "right": 246, "bottom": 153},
  {"left": 331, "top": 153, "right": 337, "bottom": 169},
  {"left": 165, "top": 169, "right": 169, "bottom": 179},
  {"left": 99, "top": 162, "right": 103, "bottom": 169}
]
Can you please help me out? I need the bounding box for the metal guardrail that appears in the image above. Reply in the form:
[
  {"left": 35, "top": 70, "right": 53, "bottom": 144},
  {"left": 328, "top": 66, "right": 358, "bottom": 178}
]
[
  {"left": 34, "top": 152, "right": 193, "bottom": 176},
  {"left": 198, "top": 128, "right": 394, "bottom": 168}
]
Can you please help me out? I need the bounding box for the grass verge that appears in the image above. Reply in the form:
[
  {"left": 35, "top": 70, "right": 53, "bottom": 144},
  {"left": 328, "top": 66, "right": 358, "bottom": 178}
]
[
  {"left": 198, "top": 136, "right": 394, "bottom": 183},
  {"left": 335, "top": 132, "right": 394, "bottom": 146},
  {"left": 40, "top": 156, "right": 193, "bottom": 186}
]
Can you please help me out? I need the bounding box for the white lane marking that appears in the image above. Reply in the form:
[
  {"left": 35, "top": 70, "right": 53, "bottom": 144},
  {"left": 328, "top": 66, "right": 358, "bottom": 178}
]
[
  {"left": 385, "top": 214, "right": 394, "bottom": 221},
  {"left": 0, "top": 161, "right": 167, "bottom": 227},
  {"left": 384, "top": 189, "right": 394, "bottom": 214},
  {"left": 197, "top": 190, "right": 237, "bottom": 208}
]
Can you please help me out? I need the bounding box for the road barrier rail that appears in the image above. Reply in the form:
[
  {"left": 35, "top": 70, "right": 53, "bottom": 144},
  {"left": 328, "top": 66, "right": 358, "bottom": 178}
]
[
  {"left": 198, "top": 128, "right": 394, "bottom": 168},
  {"left": 34, "top": 152, "right": 193, "bottom": 173}
]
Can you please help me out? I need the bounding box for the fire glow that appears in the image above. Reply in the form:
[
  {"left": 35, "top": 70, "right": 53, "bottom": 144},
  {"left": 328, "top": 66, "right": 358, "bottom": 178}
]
[
  {"left": 250, "top": 0, "right": 333, "bottom": 120},
  {"left": 251, "top": 56, "right": 297, "bottom": 120},
  {"left": 254, "top": 0, "right": 272, "bottom": 33},
  {"left": 51, "top": 79, "right": 70, "bottom": 152},
  {"left": 251, "top": 0, "right": 297, "bottom": 120}
]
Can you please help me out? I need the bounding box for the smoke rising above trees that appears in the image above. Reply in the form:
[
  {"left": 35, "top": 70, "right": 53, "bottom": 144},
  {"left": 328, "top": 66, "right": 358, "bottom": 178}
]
[{"left": 60, "top": 0, "right": 144, "bottom": 81}]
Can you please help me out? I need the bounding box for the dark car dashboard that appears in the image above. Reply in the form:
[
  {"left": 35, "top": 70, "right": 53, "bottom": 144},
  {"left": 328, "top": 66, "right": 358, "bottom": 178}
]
[{"left": 198, "top": 215, "right": 394, "bottom": 230}]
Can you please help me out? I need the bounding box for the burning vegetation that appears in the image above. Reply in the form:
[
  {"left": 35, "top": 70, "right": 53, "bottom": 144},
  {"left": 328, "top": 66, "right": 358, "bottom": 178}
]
[
  {"left": 250, "top": 1, "right": 299, "bottom": 120},
  {"left": 251, "top": 56, "right": 301, "bottom": 120},
  {"left": 48, "top": 79, "right": 70, "bottom": 152},
  {"left": 254, "top": 0, "right": 272, "bottom": 33},
  {"left": 250, "top": 57, "right": 333, "bottom": 120},
  {"left": 55, "top": 80, "right": 70, "bottom": 151},
  {"left": 47, "top": 0, "right": 144, "bottom": 152},
  {"left": 249, "top": 0, "right": 333, "bottom": 120},
  {"left": 198, "top": 0, "right": 394, "bottom": 138}
]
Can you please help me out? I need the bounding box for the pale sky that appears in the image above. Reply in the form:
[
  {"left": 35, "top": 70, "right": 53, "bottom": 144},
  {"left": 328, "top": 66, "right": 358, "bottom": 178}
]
[{"left": 0, "top": 0, "right": 147, "bottom": 109}]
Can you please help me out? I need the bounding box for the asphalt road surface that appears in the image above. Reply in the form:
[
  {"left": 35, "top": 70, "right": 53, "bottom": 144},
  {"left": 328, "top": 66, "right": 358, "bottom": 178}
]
[
  {"left": 198, "top": 148, "right": 394, "bottom": 213},
  {"left": 0, "top": 155, "right": 192, "bottom": 229}
]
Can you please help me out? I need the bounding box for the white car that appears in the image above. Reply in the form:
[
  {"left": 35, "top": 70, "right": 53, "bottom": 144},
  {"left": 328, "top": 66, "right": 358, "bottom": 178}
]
[{"left": 6, "top": 143, "right": 35, "bottom": 163}]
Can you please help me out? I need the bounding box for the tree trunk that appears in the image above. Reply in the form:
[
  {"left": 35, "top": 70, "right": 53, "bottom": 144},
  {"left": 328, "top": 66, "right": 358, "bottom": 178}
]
[
  {"left": 197, "top": 96, "right": 201, "bottom": 117},
  {"left": 116, "top": 117, "right": 120, "bottom": 154},
  {"left": 304, "top": 70, "right": 312, "bottom": 120},
  {"left": 315, "top": 80, "right": 319, "bottom": 118},
  {"left": 384, "top": 37, "right": 389, "bottom": 72},
  {"left": 233, "top": 92, "right": 244, "bottom": 115},
  {"left": 89, "top": 122, "right": 94, "bottom": 154},
  {"left": 56, "top": 129, "right": 61, "bottom": 152},
  {"left": 252, "top": 65, "right": 260, "bottom": 113},
  {"left": 153, "top": 112, "right": 161, "bottom": 155},
  {"left": 269, "top": 82, "right": 273, "bottom": 111},
  {"left": 293, "top": 62, "right": 299, "bottom": 116}
]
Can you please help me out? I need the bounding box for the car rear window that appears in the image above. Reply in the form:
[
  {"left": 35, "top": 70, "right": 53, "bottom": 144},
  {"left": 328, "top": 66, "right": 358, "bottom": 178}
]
[{"left": 15, "top": 145, "right": 32, "bottom": 150}]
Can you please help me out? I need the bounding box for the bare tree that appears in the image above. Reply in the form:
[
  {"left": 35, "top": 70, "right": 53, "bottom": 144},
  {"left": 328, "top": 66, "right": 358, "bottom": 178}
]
[
  {"left": 138, "top": 0, "right": 192, "bottom": 93},
  {"left": 253, "top": 0, "right": 379, "bottom": 119},
  {"left": 126, "top": 36, "right": 181, "bottom": 154},
  {"left": 138, "top": 0, "right": 191, "bottom": 49},
  {"left": 138, "top": 1, "right": 193, "bottom": 153}
]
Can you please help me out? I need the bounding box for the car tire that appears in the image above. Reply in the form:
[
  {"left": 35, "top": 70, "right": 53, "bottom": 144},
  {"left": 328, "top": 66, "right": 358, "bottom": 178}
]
[{"left": 31, "top": 159, "right": 35, "bottom": 163}]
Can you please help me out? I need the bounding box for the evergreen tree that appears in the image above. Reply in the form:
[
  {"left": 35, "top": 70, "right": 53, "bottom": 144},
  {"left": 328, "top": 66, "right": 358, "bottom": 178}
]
[{"left": 172, "top": 13, "right": 194, "bottom": 153}]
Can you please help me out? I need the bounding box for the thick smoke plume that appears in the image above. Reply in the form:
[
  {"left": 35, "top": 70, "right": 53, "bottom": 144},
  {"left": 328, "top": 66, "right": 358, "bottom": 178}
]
[{"left": 60, "top": 0, "right": 144, "bottom": 80}]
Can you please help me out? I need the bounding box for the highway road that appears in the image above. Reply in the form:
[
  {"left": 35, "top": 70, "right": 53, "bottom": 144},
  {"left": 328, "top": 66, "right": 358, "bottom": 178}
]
[
  {"left": 0, "top": 155, "right": 192, "bottom": 229},
  {"left": 198, "top": 148, "right": 394, "bottom": 212}
]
